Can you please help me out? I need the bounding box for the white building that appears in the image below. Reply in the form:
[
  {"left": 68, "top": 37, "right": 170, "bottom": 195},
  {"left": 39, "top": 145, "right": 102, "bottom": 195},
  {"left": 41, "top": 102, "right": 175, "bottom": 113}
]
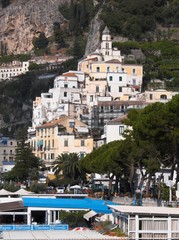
[
  {"left": 32, "top": 71, "right": 85, "bottom": 128},
  {"left": 0, "top": 137, "right": 17, "bottom": 173},
  {"left": 103, "top": 115, "right": 129, "bottom": 144},
  {"left": 0, "top": 61, "right": 29, "bottom": 80},
  {"left": 109, "top": 205, "right": 179, "bottom": 240}
]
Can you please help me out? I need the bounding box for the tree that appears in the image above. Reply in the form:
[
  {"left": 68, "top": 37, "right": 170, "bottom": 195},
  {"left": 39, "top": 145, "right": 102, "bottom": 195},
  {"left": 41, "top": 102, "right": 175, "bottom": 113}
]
[
  {"left": 33, "top": 32, "right": 49, "bottom": 49},
  {"left": 4, "top": 138, "right": 42, "bottom": 182},
  {"left": 165, "top": 94, "right": 179, "bottom": 182},
  {"left": 53, "top": 22, "right": 68, "bottom": 49},
  {"left": 53, "top": 153, "right": 81, "bottom": 181},
  {"left": 80, "top": 141, "right": 125, "bottom": 194},
  {"left": 124, "top": 97, "right": 179, "bottom": 197}
]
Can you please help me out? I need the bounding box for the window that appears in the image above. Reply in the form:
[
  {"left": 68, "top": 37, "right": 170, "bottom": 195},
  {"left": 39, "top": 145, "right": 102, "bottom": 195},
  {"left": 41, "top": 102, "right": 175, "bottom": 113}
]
[
  {"left": 119, "top": 76, "right": 122, "bottom": 81},
  {"left": 108, "top": 86, "right": 111, "bottom": 92},
  {"left": 150, "top": 94, "right": 153, "bottom": 100},
  {"left": 106, "top": 43, "right": 109, "bottom": 49},
  {"left": 80, "top": 153, "right": 85, "bottom": 159},
  {"left": 119, "top": 87, "right": 122, "bottom": 92},
  {"left": 96, "top": 67, "right": 100, "bottom": 72},
  {"left": 160, "top": 95, "right": 167, "bottom": 100},
  {"left": 133, "top": 69, "right": 136, "bottom": 74},
  {"left": 64, "top": 92, "right": 67, "bottom": 97},
  {"left": 52, "top": 140, "right": 54, "bottom": 148},
  {"left": 64, "top": 84, "right": 68, "bottom": 88},
  {"left": 107, "top": 67, "right": 110, "bottom": 72},
  {"left": 110, "top": 106, "right": 113, "bottom": 112},
  {"left": 3, "top": 150, "right": 6, "bottom": 154},
  {"left": 133, "top": 79, "right": 136, "bottom": 85},
  {"left": 10, "top": 150, "right": 13, "bottom": 154},
  {"left": 81, "top": 140, "right": 85, "bottom": 146},
  {"left": 96, "top": 86, "right": 99, "bottom": 92},
  {"left": 10, "top": 141, "right": 13, "bottom": 145},
  {"left": 51, "top": 153, "right": 55, "bottom": 160},
  {"left": 69, "top": 121, "right": 74, "bottom": 128},
  {"left": 64, "top": 140, "right": 68, "bottom": 147},
  {"left": 109, "top": 76, "right": 113, "bottom": 81},
  {"left": 119, "top": 126, "right": 124, "bottom": 135},
  {"left": 90, "top": 95, "right": 93, "bottom": 102}
]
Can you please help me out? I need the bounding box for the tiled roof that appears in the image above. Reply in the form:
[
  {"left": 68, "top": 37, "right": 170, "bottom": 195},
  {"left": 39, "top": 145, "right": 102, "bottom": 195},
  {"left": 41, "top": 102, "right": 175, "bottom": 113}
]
[
  {"left": 36, "top": 117, "right": 87, "bottom": 130},
  {"left": 85, "top": 57, "right": 98, "bottom": 61},
  {"left": 63, "top": 72, "right": 77, "bottom": 77},
  {"left": 105, "top": 59, "right": 121, "bottom": 64},
  {"left": 36, "top": 117, "right": 68, "bottom": 128}
]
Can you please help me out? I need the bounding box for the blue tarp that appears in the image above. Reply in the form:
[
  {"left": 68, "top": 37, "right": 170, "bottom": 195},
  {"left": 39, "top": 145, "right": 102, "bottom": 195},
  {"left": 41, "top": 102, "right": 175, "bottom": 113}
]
[{"left": 22, "top": 197, "right": 118, "bottom": 214}]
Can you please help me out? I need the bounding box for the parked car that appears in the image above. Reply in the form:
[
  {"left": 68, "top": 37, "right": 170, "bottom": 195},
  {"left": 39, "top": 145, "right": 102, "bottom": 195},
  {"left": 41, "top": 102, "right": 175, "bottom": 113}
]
[{"left": 56, "top": 187, "right": 65, "bottom": 193}]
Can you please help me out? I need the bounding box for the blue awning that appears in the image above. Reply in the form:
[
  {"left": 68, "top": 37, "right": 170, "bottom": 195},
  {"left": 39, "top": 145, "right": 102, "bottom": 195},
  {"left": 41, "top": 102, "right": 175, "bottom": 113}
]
[{"left": 22, "top": 197, "right": 118, "bottom": 214}]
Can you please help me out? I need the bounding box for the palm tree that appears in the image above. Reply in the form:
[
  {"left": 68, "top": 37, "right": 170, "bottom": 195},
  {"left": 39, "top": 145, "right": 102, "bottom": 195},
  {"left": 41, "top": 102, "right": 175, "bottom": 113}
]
[
  {"left": 53, "top": 153, "right": 81, "bottom": 181},
  {"left": 53, "top": 153, "right": 69, "bottom": 176}
]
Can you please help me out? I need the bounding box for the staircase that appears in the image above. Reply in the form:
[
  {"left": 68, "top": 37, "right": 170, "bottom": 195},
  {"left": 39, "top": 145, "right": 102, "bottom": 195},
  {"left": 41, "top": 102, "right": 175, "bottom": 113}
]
[{"left": 97, "top": 223, "right": 118, "bottom": 234}]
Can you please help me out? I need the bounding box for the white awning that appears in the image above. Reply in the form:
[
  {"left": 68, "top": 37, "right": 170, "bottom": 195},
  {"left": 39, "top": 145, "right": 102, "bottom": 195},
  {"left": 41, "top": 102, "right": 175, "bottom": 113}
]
[{"left": 84, "top": 210, "right": 97, "bottom": 221}]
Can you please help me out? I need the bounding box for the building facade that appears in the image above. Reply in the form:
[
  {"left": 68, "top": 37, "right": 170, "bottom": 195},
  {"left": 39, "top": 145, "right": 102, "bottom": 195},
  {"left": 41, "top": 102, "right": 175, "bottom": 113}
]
[
  {"left": 0, "top": 61, "right": 29, "bottom": 80},
  {"left": 0, "top": 137, "right": 17, "bottom": 173},
  {"left": 28, "top": 117, "right": 93, "bottom": 167}
]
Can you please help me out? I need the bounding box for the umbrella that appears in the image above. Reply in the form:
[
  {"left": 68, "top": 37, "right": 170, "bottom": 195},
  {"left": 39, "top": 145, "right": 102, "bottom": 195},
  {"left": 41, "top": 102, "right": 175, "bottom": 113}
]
[
  {"left": 14, "top": 188, "right": 34, "bottom": 195},
  {"left": 70, "top": 185, "right": 82, "bottom": 189},
  {"left": 0, "top": 188, "right": 14, "bottom": 196}
]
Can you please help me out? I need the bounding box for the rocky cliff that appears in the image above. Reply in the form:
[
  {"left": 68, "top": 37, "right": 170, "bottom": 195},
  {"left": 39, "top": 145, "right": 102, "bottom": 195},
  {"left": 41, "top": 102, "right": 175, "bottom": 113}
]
[
  {"left": 0, "top": 0, "right": 71, "bottom": 54},
  {"left": 85, "top": 8, "right": 103, "bottom": 56}
]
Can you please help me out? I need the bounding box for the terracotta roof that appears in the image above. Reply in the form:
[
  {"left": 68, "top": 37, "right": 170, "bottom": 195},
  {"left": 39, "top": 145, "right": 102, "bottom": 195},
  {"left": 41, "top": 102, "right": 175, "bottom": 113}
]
[
  {"left": 63, "top": 72, "right": 77, "bottom": 77},
  {"left": 36, "top": 117, "right": 87, "bottom": 130},
  {"left": 105, "top": 59, "right": 121, "bottom": 64},
  {"left": 132, "top": 85, "right": 140, "bottom": 89},
  {"left": 85, "top": 57, "right": 98, "bottom": 61},
  {"left": 36, "top": 117, "right": 69, "bottom": 129}
]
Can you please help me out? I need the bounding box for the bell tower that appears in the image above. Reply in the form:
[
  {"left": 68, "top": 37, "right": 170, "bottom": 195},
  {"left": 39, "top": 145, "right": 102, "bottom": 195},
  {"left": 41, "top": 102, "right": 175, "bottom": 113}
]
[{"left": 100, "top": 26, "right": 112, "bottom": 57}]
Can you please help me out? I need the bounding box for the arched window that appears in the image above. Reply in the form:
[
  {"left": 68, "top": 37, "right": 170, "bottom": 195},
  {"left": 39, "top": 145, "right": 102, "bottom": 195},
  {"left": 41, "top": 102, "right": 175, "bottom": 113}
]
[{"left": 160, "top": 95, "right": 167, "bottom": 100}]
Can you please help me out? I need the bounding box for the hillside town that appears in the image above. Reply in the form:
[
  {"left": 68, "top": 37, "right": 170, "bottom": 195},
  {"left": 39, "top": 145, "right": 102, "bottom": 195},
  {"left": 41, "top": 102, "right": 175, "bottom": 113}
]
[{"left": 0, "top": 26, "right": 179, "bottom": 240}]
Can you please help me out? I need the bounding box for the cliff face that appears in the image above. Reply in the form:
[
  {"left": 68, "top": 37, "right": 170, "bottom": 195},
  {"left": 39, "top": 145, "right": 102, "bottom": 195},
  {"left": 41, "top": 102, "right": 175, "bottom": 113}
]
[
  {"left": 85, "top": 9, "right": 103, "bottom": 56},
  {"left": 0, "top": 0, "right": 71, "bottom": 54}
]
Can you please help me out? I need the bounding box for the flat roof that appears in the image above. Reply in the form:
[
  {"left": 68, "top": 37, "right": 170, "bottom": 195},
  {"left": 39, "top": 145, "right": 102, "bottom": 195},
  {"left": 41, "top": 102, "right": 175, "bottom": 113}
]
[
  {"left": 108, "top": 205, "right": 179, "bottom": 216},
  {"left": 2, "top": 230, "right": 121, "bottom": 240}
]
